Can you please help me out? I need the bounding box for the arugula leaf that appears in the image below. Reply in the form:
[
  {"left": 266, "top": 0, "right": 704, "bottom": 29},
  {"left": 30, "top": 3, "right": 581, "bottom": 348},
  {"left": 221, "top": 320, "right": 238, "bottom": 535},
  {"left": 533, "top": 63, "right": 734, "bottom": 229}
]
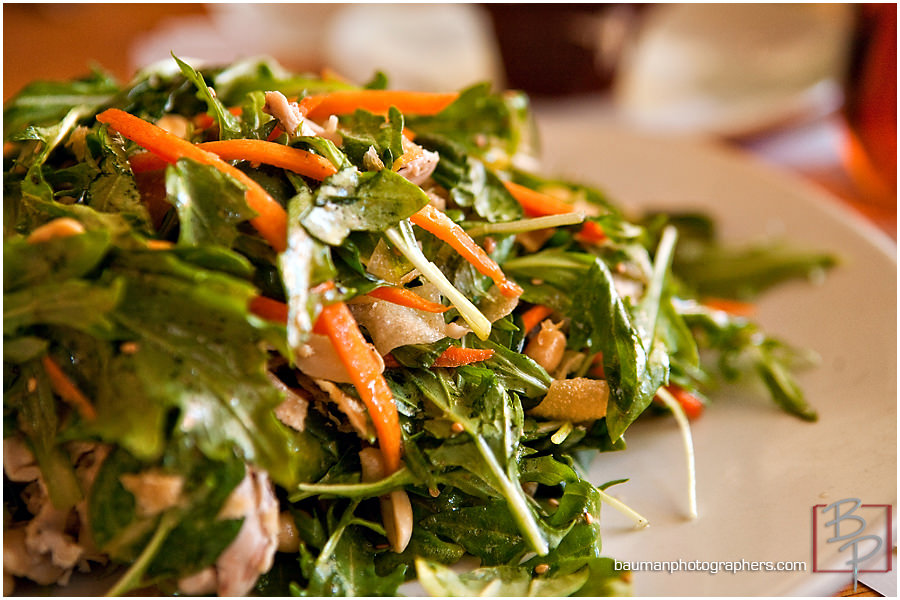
[
  {"left": 105, "top": 251, "right": 301, "bottom": 486},
  {"left": 5, "top": 361, "right": 83, "bottom": 509},
  {"left": 417, "top": 134, "right": 523, "bottom": 223},
  {"left": 90, "top": 126, "right": 153, "bottom": 232},
  {"left": 173, "top": 54, "right": 242, "bottom": 140},
  {"left": 89, "top": 443, "right": 245, "bottom": 581},
  {"left": 297, "top": 501, "right": 407, "bottom": 596},
  {"left": 338, "top": 106, "right": 405, "bottom": 168},
  {"left": 4, "top": 278, "right": 124, "bottom": 338},
  {"left": 165, "top": 158, "right": 256, "bottom": 248},
  {"left": 3, "top": 67, "right": 119, "bottom": 138},
  {"left": 301, "top": 167, "right": 429, "bottom": 245},
  {"left": 405, "top": 83, "right": 530, "bottom": 162},
  {"left": 3, "top": 230, "right": 111, "bottom": 291}
]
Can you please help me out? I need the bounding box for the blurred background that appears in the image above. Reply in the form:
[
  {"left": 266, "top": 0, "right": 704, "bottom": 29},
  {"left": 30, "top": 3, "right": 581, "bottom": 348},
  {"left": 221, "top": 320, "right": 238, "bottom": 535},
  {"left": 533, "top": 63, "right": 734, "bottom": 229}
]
[{"left": 3, "top": 3, "right": 896, "bottom": 239}]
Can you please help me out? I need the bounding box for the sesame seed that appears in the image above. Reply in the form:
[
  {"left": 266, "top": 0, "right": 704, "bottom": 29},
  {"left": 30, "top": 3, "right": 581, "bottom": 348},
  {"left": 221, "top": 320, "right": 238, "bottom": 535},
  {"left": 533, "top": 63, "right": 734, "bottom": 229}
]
[
  {"left": 531, "top": 278, "right": 544, "bottom": 286},
  {"left": 584, "top": 511, "right": 594, "bottom": 525},
  {"left": 451, "top": 422, "right": 465, "bottom": 434},
  {"left": 27, "top": 378, "right": 37, "bottom": 393},
  {"left": 534, "top": 564, "right": 549, "bottom": 574},
  {"left": 548, "top": 498, "right": 559, "bottom": 507},
  {"left": 429, "top": 487, "right": 440, "bottom": 498}
]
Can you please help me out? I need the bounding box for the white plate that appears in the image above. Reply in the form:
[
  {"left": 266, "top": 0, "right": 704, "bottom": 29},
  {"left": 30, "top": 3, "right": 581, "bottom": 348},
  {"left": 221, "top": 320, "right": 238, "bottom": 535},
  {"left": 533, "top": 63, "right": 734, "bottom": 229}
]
[
  {"left": 535, "top": 113, "right": 897, "bottom": 596},
  {"left": 16, "top": 115, "right": 897, "bottom": 599}
]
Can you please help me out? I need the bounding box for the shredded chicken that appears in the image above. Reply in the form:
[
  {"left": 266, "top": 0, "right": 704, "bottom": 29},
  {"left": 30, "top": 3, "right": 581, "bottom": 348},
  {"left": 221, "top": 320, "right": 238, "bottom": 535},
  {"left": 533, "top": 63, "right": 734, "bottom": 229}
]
[
  {"left": 3, "top": 439, "right": 112, "bottom": 590},
  {"left": 313, "top": 379, "right": 372, "bottom": 440},
  {"left": 267, "top": 372, "right": 310, "bottom": 432},
  {"left": 3, "top": 436, "right": 41, "bottom": 482},
  {"left": 119, "top": 470, "right": 184, "bottom": 517},
  {"left": 177, "top": 467, "right": 280, "bottom": 597},
  {"left": 395, "top": 137, "right": 439, "bottom": 186},
  {"left": 263, "top": 91, "right": 308, "bottom": 137}
]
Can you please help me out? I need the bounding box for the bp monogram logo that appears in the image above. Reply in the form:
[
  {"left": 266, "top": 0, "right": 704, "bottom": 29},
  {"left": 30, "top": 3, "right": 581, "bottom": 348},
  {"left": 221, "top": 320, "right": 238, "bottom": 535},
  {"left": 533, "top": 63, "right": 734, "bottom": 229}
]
[{"left": 812, "top": 499, "right": 892, "bottom": 590}]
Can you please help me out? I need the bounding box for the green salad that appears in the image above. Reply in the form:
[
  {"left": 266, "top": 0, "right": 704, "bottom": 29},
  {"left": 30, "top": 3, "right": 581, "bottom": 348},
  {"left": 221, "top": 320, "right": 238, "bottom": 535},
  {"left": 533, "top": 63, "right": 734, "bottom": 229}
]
[{"left": 3, "top": 56, "right": 835, "bottom": 596}]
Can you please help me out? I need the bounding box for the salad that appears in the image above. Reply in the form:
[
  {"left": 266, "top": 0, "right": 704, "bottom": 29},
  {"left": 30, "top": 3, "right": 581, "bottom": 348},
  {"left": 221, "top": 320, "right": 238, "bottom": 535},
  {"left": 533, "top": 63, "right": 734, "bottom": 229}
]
[{"left": 3, "top": 56, "right": 835, "bottom": 596}]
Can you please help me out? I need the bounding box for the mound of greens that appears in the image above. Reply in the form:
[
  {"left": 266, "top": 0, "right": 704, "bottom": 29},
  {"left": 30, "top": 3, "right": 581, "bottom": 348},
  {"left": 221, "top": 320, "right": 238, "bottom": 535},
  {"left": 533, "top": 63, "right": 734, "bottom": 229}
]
[{"left": 3, "top": 56, "right": 834, "bottom": 596}]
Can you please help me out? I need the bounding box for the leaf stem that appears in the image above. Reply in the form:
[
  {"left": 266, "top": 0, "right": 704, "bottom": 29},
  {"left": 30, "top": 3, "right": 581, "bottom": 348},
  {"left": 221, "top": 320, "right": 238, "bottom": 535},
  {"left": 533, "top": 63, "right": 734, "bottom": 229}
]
[
  {"left": 655, "top": 386, "right": 698, "bottom": 520},
  {"left": 464, "top": 212, "right": 585, "bottom": 237},
  {"left": 471, "top": 435, "right": 548, "bottom": 556},
  {"left": 105, "top": 510, "right": 179, "bottom": 597},
  {"left": 594, "top": 487, "right": 650, "bottom": 529},
  {"left": 385, "top": 222, "right": 491, "bottom": 339}
]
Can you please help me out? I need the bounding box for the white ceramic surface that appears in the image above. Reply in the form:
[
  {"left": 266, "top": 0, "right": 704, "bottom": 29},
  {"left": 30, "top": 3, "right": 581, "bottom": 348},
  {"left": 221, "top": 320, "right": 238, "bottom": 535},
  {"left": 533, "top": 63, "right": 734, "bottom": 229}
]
[{"left": 534, "top": 112, "right": 897, "bottom": 596}]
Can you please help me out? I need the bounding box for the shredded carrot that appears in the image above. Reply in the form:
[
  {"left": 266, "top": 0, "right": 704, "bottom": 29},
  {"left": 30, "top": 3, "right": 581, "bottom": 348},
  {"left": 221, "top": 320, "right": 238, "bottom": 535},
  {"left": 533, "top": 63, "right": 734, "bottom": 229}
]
[
  {"left": 575, "top": 220, "right": 607, "bottom": 245},
  {"left": 41, "top": 355, "right": 96, "bottom": 421},
  {"left": 313, "top": 291, "right": 402, "bottom": 474},
  {"left": 249, "top": 295, "right": 290, "bottom": 324},
  {"left": 431, "top": 346, "right": 494, "bottom": 368},
  {"left": 410, "top": 204, "right": 523, "bottom": 298},
  {"left": 249, "top": 285, "right": 448, "bottom": 324},
  {"left": 198, "top": 140, "right": 337, "bottom": 179},
  {"left": 702, "top": 298, "right": 756, "bottom": 317},
  {"left": 367, "top": 286, "right": 448, "bottom": 313},
  {"left": 382, "top": 346, "right": 495, "bottom": 369},
  {"left": 521, "top": 305, "right": 553, "bottom": 334},
  {"left": 129, "top": 139, "right": 337, "bottom": 181},
  {"left": 304, "top": 90, "right": 458, "bottom": 120},
  {"left": 146, "top": 240, "right": 174, "bottom": 250},
  {"left": 655, "top": 384, "right": 704, "bottom": 420},
  {"left": 266, "top": 124, "right": 285, "bottom": 142},
  {"left": 98, "top": 108, "right": 288, "bottom": 252},
  {"left": 503, "top": 181, "right": 576, "bottom": 217}
]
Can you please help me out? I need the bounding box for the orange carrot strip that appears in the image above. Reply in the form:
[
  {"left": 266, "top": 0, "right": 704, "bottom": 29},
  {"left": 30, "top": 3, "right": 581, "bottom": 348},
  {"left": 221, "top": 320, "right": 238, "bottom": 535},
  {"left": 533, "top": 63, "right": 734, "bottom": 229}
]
[
  {"left": 382, "top": 346, "right": 495, "bottom": 369},
  {"left": 367, "top": 286, "right": 448, "bottom": 313},
  {"left": 431, "top": 346, "right": 494, "bottom": 368},
  {"left": 41, "top": 355, "right": 96, "bottom": 421},
  {"left": 313, "top": 295, "right": 402, "bottom": 474},
  {"left": 249, "top": 295, "right": 290, "bottom": 324},
  {"left": 503, "top": 181, "right": 576, "bottom": 217},
  {"left": 305, "top": 90, "right": 459, "bottom": 120},
  {"left": 702, "top": 297, "right": 756, "bottom": 317},
  {"left": 655, "top": 384, "right": 704, "bottom": 420},
  {"left": 98, "top": 108, "right": 288, "bottom": 252},
  {"left": 130, "top": 140, "right": 337, "bottom": 181},
  {"left": 410, "top": 204, "right": 523, "bottom": 298},
  {"left": 576, "top": 220, "right": 607, "bottom": 245},
  {"left": 521, "top": 305, "right": 553, "bottom": 334},
  {"left": 249, "top": 285, "right": 448, "bottom": 324},
  {"left": 197, "top": 139, "right": 338, "bottom": 180}
]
